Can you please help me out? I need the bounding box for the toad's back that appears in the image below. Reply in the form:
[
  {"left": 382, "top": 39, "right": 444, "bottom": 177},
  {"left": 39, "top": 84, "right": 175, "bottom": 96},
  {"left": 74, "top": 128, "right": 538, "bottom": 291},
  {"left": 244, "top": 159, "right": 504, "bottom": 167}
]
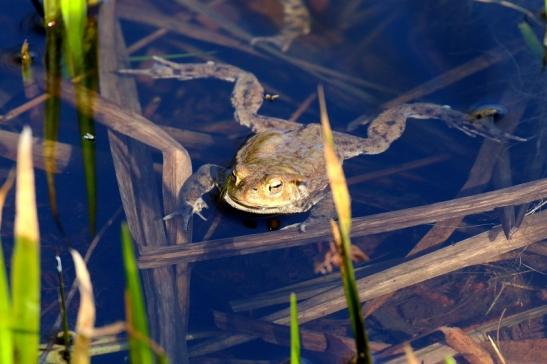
[{"left": 235, "top": 125, "right": 333, "bottom": 188}]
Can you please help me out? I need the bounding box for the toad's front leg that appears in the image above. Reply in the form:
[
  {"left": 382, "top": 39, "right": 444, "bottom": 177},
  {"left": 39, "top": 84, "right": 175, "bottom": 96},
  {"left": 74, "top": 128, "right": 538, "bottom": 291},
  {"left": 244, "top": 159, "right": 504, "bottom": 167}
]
[
  {"left": 164, "top": 164, "right": 227, "bottom": 230},
  {"left": 119, "top": 57, "right": 300, "bottom": 133}
]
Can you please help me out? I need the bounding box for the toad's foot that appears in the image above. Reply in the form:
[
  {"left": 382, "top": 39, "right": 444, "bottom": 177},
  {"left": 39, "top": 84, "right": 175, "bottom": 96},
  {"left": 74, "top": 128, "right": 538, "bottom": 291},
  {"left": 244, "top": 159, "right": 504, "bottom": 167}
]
[
  {"left": 400, "top": 103, "right": 526, "bottom": 142},
  {"left": 282, "top": 193, "right": 335, "bottom": 232},
  {"left": 164, "top": 164, "right": 226, "bottom": 230},
  {"left": 250, "top": 0, "right": 310, "bottom": 52},
  {"left": 464, "top": 105, "right": 527, "bottom": 142},
  {"left": 399, "top": 103, "right": 526, "bottom": 143},
  {"left": 163, "top": 198, "right": 208, "bottom": 230}
]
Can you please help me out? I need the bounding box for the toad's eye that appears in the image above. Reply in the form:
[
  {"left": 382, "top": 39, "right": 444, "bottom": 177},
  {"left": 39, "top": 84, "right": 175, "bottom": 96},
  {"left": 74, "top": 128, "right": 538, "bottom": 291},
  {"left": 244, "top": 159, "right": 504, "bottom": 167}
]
[{"left": 267, "top": 178, "right": 283, "bottom": 194}]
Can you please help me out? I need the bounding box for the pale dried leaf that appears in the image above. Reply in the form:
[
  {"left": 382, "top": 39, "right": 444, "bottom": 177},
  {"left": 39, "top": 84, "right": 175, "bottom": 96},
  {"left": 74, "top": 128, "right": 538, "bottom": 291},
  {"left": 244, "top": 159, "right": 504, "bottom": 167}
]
[
  {"left": 440, "top": 326, "right": 494, "bottom": 364},
  {"left": 403, "top": 343, "right": 420, "bottom": 364},
  {"left": 70, "top": 249, "right": 96, "bottom": 364}
]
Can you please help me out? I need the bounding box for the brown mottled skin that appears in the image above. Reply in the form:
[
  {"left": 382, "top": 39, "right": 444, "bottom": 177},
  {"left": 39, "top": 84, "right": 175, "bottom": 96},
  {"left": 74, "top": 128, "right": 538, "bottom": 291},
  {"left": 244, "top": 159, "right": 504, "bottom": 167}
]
[
  {"left": 250, "top": 0, "right": 311, "bottom": 52},
  {"left": 121, "top": 57, "right": 524, "bottom": 231}
]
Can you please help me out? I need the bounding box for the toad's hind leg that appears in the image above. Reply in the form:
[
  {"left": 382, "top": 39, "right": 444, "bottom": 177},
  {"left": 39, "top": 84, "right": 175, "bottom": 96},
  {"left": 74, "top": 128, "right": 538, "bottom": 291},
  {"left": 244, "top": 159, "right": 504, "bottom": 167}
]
[
  {"left": 119, "top": 57, "right": 300, "bottom": 132},
  {"left": 335, "top": 103, "right": 524, "bottom": 159},
  {"left": 164, "top": 164, "right": 227, "bottom": 230}
]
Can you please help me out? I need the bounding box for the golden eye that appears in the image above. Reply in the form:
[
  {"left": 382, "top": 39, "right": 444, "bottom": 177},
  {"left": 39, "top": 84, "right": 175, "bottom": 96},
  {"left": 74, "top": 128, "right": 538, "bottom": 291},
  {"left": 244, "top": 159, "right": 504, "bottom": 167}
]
[{"left": 268, "top": 178, "right": 283, "bottom": 193}]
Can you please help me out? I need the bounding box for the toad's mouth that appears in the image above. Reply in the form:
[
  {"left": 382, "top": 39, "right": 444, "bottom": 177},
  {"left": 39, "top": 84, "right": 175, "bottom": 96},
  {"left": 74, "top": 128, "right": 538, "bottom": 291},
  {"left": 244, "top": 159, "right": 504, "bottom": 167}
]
[{"left": 222, "top": 190, "right": 285, "bottom": 214}]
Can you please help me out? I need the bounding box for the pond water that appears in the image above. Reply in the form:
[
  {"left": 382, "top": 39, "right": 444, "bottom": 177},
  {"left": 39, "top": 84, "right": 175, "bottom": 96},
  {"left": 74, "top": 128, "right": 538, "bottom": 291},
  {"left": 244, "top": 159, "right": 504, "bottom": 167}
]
[{"left": 1, "top": 0, "right": 546, "bottom": 363}]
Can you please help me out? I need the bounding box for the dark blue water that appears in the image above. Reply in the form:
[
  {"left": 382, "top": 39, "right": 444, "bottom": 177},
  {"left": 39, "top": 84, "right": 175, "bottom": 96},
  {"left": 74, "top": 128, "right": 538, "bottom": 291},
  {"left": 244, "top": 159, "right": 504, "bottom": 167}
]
[{"left": 1, "top": 0, "right": 545, "bottom": 363}]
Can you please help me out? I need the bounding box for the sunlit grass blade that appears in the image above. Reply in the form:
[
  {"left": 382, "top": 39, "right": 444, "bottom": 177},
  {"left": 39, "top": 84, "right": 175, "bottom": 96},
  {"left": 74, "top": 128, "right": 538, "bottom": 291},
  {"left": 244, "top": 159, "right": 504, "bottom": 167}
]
[
  {"left": 60, "top": 0, "right": 86, "bottom": 77},
  {"left": 70, "top": 249, "right": 95, "bottom": 364},
  {"left": 517, "top": 22, "right": 544, "bottom": 62},
  {"left": 290, "top": 293, "right": 300, "bottom": 364},
  {"left": 121, "top": 223, "right": 157, "bottom": 364},
  {"left": 0, "top": 235, "right": 11, "bottom": 364},
  {"left": 0, "top": 171, "right": 15, "bottom": 364},
  {"left": 11, "top": 127, "right": 40, "bottom": 364},
  {"left": 318, "top": 85, "right": 371, "bottom": 363},
  {"left": 317, "top": 88, "right": 351, "bottom": 236}
]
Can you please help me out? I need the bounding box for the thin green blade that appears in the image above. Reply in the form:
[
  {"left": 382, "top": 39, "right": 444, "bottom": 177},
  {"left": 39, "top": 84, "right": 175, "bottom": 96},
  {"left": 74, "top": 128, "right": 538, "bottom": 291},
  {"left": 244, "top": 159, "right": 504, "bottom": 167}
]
[
  {"left": 518, "top": 22, "right": 544, "bottom": 62},
  {"left": 43, "top": 12, "right": 64, "bottom": 234},
  {"left": 60, "top": 0, "right": 86, "bottom": 76},
  {"left": 0, "top": 172, "right": 15, "bottom": 364},
  {"left": 71, "top": 12, "right": 99, "bottom": 236},
  {"left": 290, "top": 293, "right": 301, "bottom": 364},
  {"left": 121, "top": 223, "right": 158, "bottom": 364},
  {"left": 0, "top": 241, "right": 12, "bottom": 364}
]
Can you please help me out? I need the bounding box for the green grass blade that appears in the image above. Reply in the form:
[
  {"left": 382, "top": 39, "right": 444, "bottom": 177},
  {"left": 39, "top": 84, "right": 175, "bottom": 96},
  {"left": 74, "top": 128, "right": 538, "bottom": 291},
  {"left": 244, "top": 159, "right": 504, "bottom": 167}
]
[
  {"left": 42, "top": 0, "right": 64, "bottom": 234},
  {"left": 0, "top": 241, "right": 12, "bottom": 364},
  {"left": 121, "top": 223, "right": 156, "bottom": 364},
  {"left": 43, "top": 14, "right": 64, "bottom": 234},
  {"left": 290, "top": 293, "right": 301, "bottom": 364},
  {"left": 60, "top": 0, "right": 86, "bottom": 76},
  {"left": 11, "top": 128, "right": 41, "bottom": 364},
  {"left": 79, "top": 17, "right": 99, "bottom": 235},
  {"left": 77, "top": 87, "right": 97, "bottom": 235},
  {"left": 71, "top": 13, "right": 99, "bottom": 236},
  {"left": 318, "top": 86, "right": 371, "bottom": 363},
  {"left": 0, "top": 172, "right": 15, "bottom": 364},
  {"left": 43, "top": 0, "right": 60, "bottom": 25},
  {"left": 518, "top": 22, "right": 544, "bottom": 61}
]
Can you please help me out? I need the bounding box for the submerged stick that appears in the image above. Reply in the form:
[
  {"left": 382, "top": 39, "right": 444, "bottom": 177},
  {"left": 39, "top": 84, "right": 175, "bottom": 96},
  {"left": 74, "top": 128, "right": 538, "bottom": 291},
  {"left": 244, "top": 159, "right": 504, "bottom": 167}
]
[
  {"left": 139, "top": 177, "right": 547, "bottom": 268},
  {"left": 384, "top": 304, "right": 547, "bottom": 364},
  {"left": 189, "top": 209, "right": 547, "bottom": 356}
]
